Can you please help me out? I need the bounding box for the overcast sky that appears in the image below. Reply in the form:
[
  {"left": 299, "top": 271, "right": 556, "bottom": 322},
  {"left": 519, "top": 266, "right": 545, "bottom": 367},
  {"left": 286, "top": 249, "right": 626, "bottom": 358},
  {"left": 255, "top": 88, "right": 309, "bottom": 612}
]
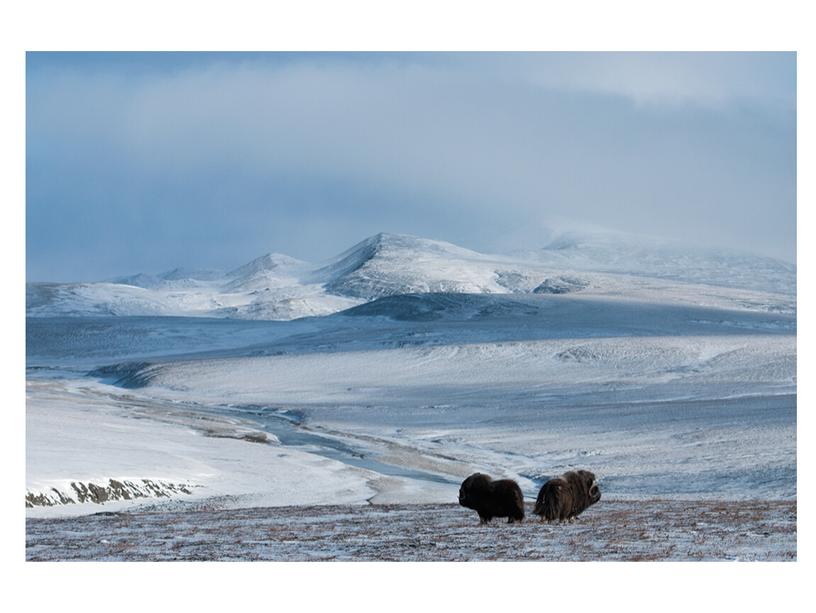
[{"left": 26, "top": 52, "right": 796, "bottom": 282}]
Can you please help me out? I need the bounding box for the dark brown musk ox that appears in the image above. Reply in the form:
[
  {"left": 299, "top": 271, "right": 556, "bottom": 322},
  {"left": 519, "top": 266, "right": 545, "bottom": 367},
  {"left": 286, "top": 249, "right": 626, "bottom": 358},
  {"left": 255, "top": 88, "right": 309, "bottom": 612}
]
[
  {"left": 533, "top": 470, "right": 601, "bottom": 523},
  {"left": 458, "top": 473, "right": 525, "bottom": 524}
]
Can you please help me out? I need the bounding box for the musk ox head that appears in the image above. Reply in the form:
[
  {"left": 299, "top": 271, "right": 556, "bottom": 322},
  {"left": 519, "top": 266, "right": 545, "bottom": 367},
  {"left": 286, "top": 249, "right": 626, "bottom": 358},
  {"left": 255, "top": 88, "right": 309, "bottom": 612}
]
[
  {"left": 579, "top": 470, "right": 602, "bottom": 505},
  {"left": 458, "top": 473, "right": 492, "bottom": 508}
]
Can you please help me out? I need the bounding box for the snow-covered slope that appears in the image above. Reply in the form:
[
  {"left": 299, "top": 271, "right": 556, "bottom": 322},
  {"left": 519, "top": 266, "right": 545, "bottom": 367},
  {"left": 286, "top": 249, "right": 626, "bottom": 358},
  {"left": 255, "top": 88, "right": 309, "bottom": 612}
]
[
  {"left": 529, "top": 231, "right": 796, "bottom": 295},
  {"left": 27, "top": 287, "right": 794, "bottom": 510},
  {"left": 26, "top": 231, "right": 796, "bottom": 321},
  {"left": 223, "top": 253, "right": 307, "bottom": 291},
  {"left": 26, "top": 377, "right": 388, "bottom": 515},
  {"left": 315, "top": 233, "right": 514, "bottom": 298},
  {"left": 26, "top": 230, "right": 797, "bottom": 515}
]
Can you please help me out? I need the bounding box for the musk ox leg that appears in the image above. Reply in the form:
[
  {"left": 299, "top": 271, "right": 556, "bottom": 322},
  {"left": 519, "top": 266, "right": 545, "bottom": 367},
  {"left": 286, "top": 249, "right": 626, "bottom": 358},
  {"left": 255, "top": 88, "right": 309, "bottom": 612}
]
[{"left": 478, "top": 514, "right": 491, "bottom": 525}]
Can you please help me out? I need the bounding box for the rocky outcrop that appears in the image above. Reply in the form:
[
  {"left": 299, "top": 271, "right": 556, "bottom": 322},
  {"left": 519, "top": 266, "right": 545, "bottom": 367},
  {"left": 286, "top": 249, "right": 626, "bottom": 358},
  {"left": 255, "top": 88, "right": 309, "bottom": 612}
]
[{"left": 26, "top": 478, "right": 195, "bottom": 507}]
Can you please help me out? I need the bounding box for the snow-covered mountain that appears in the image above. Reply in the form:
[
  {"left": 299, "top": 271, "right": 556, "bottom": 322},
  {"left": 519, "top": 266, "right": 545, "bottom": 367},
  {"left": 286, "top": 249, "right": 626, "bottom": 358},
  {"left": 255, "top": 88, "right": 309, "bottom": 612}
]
[
  {"left": 316, "top": 233, "right": 523, "bottom": 298},
  {"left": 530, "top": 231, "right": 796, "bottom": 295},
  {"left": 26, "top": 231, "right": 796, "bottom": 321}
]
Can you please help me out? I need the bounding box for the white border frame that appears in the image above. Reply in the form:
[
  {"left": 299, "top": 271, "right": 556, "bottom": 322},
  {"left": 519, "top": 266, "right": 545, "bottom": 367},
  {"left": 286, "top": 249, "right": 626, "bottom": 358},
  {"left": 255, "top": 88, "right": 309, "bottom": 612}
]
[{"left": 2, "top": 1, "right": 811, "bottom": 611}]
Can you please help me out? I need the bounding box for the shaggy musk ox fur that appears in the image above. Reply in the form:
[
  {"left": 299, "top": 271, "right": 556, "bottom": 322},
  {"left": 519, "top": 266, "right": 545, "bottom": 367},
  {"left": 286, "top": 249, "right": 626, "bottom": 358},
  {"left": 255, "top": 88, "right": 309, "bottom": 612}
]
[
  {"left": 458, "top": 473, "right": 525, "bottom": 524},
  {"left": 533, "top": 470, "right": 601, "bottom": 522}
]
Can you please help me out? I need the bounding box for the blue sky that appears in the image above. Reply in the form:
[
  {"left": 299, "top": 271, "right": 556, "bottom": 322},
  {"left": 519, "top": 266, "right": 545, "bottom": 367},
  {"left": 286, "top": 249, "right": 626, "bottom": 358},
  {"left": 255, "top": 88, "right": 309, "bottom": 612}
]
[{"left": 26, "top": 52, "right": 796, "bottom": 281}]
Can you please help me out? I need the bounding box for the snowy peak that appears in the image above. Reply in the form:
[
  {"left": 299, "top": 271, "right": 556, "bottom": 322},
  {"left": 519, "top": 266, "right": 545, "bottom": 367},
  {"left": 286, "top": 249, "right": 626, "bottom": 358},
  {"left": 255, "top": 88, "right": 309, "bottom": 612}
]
[
  {"left": 315, "top": 233, "right": 480, "bottom": 280},
  {"left": 315, "top": 232, "right": 502, "bottom": 299},
  {"left": 112, "top": 267, "right": 224, "bottom": 289},
  {"left": 227, "top": 253, "right": 306, "bottom": 279},
  {"left": 359, "top": 232, "right": 483, "bottom": 259},
  {"left": 311, "top": 234, "right": 388, "bottom": 283},
  {"left": 223, "top": 253, "right": 309, "bottom": 293}
]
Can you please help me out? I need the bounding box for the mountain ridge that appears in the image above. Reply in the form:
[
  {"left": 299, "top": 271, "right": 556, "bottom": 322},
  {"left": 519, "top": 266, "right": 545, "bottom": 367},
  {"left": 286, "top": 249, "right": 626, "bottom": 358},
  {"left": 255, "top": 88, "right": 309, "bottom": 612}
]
[{"left": 27, "top": 231, "right": 796, "bottom": 321}]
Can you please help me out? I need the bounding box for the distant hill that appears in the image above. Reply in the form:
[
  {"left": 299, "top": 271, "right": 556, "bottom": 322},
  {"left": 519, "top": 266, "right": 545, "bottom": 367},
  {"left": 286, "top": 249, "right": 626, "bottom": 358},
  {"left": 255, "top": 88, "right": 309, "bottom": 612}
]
[{"left": 26, "top": 231, "right": 796, "bottom": 321}]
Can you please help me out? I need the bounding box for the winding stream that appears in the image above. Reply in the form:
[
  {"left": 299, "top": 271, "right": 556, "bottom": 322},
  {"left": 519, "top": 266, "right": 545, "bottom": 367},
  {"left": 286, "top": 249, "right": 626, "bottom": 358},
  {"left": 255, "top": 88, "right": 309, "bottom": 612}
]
[{"left": 222, "top": 405, "right": 459, "bottom": 486}]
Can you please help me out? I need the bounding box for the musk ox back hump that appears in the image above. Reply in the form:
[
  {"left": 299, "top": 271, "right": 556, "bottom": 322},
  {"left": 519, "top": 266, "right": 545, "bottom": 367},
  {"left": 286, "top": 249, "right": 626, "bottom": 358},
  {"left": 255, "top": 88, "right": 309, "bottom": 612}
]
[
  {"left": 458, "top": 473, "right": 525, "bottom": 524},
  {"left": 534, "top": 478, "right": 573, "bottom": 522}
]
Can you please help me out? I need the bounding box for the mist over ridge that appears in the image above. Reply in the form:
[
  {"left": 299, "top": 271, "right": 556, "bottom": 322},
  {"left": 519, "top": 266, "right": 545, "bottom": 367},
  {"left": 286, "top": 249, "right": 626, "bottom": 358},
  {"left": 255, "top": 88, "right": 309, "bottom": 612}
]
[{"left": 27, "top": 52, "right": 796, "bottom": 282}]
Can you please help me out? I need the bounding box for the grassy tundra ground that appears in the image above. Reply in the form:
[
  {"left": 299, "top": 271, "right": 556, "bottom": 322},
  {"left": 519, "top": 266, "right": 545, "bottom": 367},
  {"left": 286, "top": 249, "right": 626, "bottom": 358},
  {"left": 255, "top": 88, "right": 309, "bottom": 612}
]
[{"left": 26, "top": 499, "right": 795, "bottom": 561}]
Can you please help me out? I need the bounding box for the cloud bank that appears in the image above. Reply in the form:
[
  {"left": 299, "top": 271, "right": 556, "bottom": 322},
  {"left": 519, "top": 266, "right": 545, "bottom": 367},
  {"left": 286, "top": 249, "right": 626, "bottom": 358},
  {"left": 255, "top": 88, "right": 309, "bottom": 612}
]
[{"left": 27, "top": 52, "right": 795, "bottom": 281}]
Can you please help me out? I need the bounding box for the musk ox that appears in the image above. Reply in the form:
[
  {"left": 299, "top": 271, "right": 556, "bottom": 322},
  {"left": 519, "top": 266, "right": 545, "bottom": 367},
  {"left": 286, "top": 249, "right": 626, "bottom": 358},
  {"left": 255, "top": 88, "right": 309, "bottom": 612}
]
[
  {"left": 533, "top": 470, "right": 601, "bottom": 523},
  {"left": 458, "top": 473, "right": 525, "bottom": 524}
]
